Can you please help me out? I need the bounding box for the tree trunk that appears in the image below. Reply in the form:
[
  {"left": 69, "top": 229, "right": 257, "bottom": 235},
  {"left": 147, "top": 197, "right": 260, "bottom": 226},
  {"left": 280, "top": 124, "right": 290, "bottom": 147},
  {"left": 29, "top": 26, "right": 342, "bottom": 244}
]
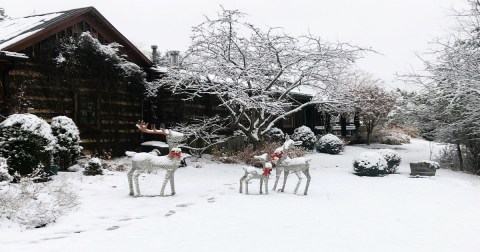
[
  {"left": 366, "top": 122, "right": 373, "bottom": 145},
  {"left": 457, "top": 143, "right": 464, "bottom": 171},
  {"left": 340, "top": 115, "right": 347, "bottom": 136}
]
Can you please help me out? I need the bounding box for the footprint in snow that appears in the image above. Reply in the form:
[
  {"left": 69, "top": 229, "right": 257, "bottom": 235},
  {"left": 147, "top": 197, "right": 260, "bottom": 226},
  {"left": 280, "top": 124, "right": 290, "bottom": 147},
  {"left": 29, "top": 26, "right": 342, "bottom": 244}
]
[
  {"left": 176, "top": 203, "right": 192, "bottom": 208},
  {"left": 165, "top": 210, "right": 176, "bottom": 217}
]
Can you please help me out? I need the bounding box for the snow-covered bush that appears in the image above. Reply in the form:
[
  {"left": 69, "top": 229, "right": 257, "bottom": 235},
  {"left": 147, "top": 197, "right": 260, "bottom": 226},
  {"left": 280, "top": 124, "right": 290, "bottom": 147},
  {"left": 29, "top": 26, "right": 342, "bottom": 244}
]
[
  {"left": 265, "top": 127, "right": 284, "bottom": 142},
  {"left": 377, "top": 149, "right": 401, "bottom": 174},
  {"left": 83, "top": 158, "right": 103, "bottom": 176},
  {"left": 291, "top": 126, "right": 316, "bottom": 150},
  {"left": 316, "top": 134, "right": 344, "bottom": 154},
  {"left": 51, "top": 116, "right": 82, "bottom": 171},
  {"left": 0, "top": 178, "right": 78, "bottom": 228},
  {"left": 353, "top": 151, "right": 387, "bottom": 176},
  {"left": 0, "top": 157, "right": 13, "bottom": 183},
  {"left": 0, "top": 114, "right": 56, "bottom": 177}
]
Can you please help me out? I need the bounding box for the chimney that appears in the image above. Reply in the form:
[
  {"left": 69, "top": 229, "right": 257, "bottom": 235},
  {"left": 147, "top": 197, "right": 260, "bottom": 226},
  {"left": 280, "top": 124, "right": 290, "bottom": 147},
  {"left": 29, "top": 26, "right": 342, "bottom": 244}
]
[
  {"left": 168, "top": 50, "right": 179, "bottom": 66},
  {"left": 151, "top": 45, "right": 158, "bottom": 66}
]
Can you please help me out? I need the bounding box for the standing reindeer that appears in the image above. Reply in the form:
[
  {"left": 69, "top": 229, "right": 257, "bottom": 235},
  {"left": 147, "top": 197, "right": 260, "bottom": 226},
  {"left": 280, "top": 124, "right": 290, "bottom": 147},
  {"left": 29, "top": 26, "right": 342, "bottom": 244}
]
[
  {"left": 239, "top": 154, "right": 273, "bottom": 195},
  {"left": 272, "top": 135, "right": 312, "bottom": 195},
  {"left": 127, "top": 148, "right": 183, "bottom": 196},
  {"left": 127, "top": 121, "right": 186, "bottom": 196}
]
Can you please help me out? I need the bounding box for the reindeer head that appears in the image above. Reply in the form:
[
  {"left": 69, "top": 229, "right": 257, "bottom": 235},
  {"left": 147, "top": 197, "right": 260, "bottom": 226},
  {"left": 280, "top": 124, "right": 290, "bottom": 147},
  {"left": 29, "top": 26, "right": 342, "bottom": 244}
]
[
  {"left": 262, "top": 161, "right": 273, "bottom": 176},
  {"left": 271, "top": 134, "right": 302, "bottom": 163}
]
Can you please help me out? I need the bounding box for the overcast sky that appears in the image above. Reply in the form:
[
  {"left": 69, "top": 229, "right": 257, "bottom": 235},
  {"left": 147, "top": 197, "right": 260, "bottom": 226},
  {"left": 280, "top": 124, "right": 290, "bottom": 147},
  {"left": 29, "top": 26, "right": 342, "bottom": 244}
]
[{"left": 1, "top": 0, "right": 470, "bottom": 89}]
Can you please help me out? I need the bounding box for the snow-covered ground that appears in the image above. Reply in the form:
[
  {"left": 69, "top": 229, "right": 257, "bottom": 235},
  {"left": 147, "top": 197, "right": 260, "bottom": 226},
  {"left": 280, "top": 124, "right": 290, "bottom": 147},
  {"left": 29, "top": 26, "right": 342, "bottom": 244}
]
[{"left": 2, "top": 139, "right": 480, "bottom": 252}]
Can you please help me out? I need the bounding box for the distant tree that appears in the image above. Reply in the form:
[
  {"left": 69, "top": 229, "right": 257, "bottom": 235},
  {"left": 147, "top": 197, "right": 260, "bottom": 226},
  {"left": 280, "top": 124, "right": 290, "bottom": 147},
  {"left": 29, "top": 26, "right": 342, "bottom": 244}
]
[
  {"left": 343, "top": 74, "right": 396, "bottom": 144},
  {"left": 148, "top": 8, "right": 366, "bottom": 145},
  {"left": 404, "top": 0, "right": 480, "bottom": 173}
]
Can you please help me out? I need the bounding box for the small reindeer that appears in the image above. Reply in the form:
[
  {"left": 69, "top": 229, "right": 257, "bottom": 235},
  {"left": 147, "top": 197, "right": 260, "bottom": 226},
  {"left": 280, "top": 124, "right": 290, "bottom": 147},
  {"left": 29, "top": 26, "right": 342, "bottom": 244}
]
[
  {"left": 239, "top": 154, "right": 273, "bottom": 195},
  {"left": 272, "top": 135, "right": 311, "bottom": 195}
]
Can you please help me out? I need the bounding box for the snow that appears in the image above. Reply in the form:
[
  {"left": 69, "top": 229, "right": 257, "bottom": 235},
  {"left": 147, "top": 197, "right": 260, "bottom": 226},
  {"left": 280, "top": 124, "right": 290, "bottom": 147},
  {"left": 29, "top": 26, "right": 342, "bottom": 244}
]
[
  {"left": 354, "top": 151, "right": 388, "bottom": 170},
  {"left": 0, "top": 157, "right": 12, "bottom": 183},
  {"left": 0, "top": 113, "right": 56, "bottom": 151},
  {"left": 377, "top": 148, "right": 401, "bottom": 163},
  {"left": 88, "top": 158, "right": 102, "bottom": 167},
  {"left": 2, "top": 139, "right": 480, "bottom": 252},
  {"left": 140, "top": 141, "right": 169, "bottom": 148},
  {"left": 0, "top": 50, "right": 28, "bottom": 59},
  {"left": 418, "top": 160, "right": 441, "bottom": 169},
  {"left": 320, "top": 133, "right": 342, "bottom": 144},
  {"left": 0, "top": 13, "right": 62, "bottom": 49},
  {"left": 283, "top": 156, "right": 311, "bottom": 165}
]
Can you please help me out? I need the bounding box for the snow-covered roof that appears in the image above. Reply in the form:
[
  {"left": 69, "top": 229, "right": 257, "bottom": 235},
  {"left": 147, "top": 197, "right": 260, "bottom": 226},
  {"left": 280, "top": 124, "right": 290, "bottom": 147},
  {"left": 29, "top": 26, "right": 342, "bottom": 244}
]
[
  {"left": 0, "top": 7, "right": 152, "bottom": 67},
  {"left": 0, "top": 10, "right": 77, "bottom": 50},
  {"left": 0, "top": 50, "right": 28, "bottom": 60}
]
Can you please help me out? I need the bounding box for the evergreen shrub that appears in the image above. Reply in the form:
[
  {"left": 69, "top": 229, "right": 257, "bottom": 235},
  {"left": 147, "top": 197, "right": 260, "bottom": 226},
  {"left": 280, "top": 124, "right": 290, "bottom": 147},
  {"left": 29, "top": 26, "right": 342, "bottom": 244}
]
[
  {"left": 377, "top": 149, "right": 401, "bottom": 174},
  {"left": 291, "top": 126, "right": 316, "bottom": 150},
  {"left": 51, "top": 116, "right": 82, "bottom": 171},
  {"left": 0, "top": 114, "right": 55, "bottom": 177},
  {"left": 83, "top": 158, "right": 103, "bottom": 176},
  {"left": 265, "top": 127, "right": 285, "bottom": 142},
  {"left": 353, "top": 151, "right": 387, "bottom": 176},
  {"left": 316, "top": 134, "right": 344, "bottom": 154}
]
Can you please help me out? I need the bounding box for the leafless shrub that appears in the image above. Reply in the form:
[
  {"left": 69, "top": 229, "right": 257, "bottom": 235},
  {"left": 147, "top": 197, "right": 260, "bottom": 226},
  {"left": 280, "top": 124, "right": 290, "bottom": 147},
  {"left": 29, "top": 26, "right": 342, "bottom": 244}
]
[
  {"left": 0, "top": 177, "right": 78, "bottom": 228},
  {"left": 213, "top": 142, "right": 306, "bottom": 167}
]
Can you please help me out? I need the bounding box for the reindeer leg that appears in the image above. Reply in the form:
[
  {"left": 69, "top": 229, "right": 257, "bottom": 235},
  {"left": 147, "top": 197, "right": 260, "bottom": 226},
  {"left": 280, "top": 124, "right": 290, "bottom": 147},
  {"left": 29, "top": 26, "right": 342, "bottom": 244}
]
[
  {"left": 160, "top": 170, "right": 171, "bottom": 197},
  {"left": 245, "top": 176, "right": 252, "bottom": 195},
  {"left": 239, "top": 174, "right": 247, "bottom": 193},
  {"left": 265, "top": 177, "right": 269, "bottom": 194},
  {"left": 169, "top": 170, "right": 176, "bottom": 196},
  {"left": 127, "top": 168, "right": 135, "bottom": 196},
  {"left": 134, "top": 172, "right": 141, "bottom": 196},
  {"left": 273, "top": 168, "right": 282, "bottom": 191},
  {"left": 281, "top": 169, "right": 289, "bottom": 192},
  {"left": 293, "top": 171, "right": 304, "bottom": 194},
  {"left": 303, "top": 168, "right": 311, "bottom": 195},
  {"left": 260, "top": 178, "right": 263, "bottom": 195}
]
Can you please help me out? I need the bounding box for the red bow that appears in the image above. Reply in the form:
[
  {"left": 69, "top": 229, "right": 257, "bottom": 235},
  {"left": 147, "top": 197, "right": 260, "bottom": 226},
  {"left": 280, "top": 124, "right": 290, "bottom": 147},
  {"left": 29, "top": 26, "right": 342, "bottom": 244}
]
[
  {"left": 271, "top": 151, "right": 284, "bottom": 160},
  {"left": 262, "top": 168, "right": 272, "bottom": 177},
  {"left": 169, "top": 150, "right": 182, "bottom": 159}
]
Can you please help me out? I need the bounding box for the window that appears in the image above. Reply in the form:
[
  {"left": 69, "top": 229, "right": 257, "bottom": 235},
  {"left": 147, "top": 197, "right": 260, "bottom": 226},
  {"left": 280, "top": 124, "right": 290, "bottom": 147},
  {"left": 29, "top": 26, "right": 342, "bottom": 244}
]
[
  {"left": 283, "top": 114, "right": 295, "bottom": 128},
  {"left": 77, "top": 94, "right": 97, "bottom": 126}
]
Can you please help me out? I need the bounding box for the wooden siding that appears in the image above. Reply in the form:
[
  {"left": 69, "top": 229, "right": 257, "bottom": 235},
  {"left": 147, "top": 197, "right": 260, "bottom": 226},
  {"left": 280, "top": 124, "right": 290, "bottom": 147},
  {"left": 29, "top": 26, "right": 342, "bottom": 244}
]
[{"left": 7, "top": 61, "right": 143, "bottom": 156}]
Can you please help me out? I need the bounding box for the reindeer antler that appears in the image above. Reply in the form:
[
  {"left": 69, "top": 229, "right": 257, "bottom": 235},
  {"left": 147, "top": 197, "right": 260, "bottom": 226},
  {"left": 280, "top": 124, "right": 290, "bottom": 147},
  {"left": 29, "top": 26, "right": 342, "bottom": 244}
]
[{"left": 136, "top": 120, "right": 169, "bottom": 135}]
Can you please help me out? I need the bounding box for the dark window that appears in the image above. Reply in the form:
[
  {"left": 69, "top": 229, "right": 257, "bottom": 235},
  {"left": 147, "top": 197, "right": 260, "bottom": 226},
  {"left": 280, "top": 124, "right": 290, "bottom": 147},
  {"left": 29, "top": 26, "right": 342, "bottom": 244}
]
[
  {"left": 283, "top": 114, "right": 295, "bottom": 128},
  {"left": 78, "top": 94, "right": 97, "bottom": 126}
]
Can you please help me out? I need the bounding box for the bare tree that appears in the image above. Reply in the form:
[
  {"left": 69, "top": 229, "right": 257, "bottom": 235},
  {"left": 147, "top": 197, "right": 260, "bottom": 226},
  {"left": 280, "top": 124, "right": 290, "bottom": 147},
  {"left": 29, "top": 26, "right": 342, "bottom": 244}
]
[
  {"left": 148, "top": 8, "right": 366, "bottom": 144},
  {"left": 347, "top": 83, "right": 396, "bottom": 145}
]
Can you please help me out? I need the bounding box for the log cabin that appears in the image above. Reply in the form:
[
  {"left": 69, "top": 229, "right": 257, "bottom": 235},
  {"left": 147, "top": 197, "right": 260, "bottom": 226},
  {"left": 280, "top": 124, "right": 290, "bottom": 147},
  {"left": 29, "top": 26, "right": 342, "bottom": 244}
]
[{"left": 0, "top": 7, "right": 152, "bottom": 155}]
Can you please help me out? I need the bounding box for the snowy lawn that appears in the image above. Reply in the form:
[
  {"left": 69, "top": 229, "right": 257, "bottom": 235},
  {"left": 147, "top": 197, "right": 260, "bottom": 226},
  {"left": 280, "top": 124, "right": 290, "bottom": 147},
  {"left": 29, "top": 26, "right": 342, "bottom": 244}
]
[{"left": 2, "top": 139, "right": 480, "bottom": 252}]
